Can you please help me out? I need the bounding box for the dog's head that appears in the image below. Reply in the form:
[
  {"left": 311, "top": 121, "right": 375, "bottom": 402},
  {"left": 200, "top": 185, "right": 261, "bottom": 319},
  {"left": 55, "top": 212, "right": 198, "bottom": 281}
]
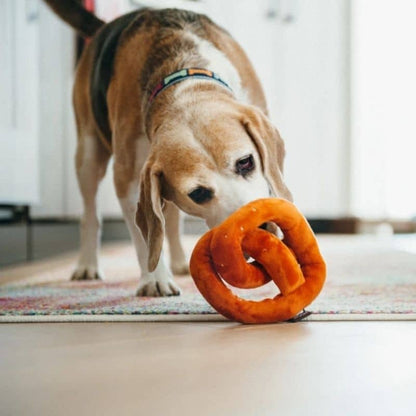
[{"left": 136, "top": 102, "right": 292, "bottom": 271}]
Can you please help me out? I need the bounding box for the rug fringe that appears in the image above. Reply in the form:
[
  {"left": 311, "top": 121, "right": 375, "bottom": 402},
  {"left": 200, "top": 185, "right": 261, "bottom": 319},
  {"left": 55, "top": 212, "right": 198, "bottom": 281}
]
[{"left": 1, "top": 313, "right": 415, "bottom": 323}]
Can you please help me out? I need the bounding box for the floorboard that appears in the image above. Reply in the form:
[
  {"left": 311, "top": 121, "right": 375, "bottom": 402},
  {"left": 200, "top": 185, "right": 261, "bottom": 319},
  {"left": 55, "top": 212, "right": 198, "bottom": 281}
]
[{"left": 1, "top": 321, "right": 415, "bottom": 416}]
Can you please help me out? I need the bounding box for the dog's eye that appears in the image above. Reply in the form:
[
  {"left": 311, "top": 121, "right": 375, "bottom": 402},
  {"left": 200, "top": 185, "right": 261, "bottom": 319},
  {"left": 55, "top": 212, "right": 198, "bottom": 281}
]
[
  {"left": 188, "top": 186, "right": 214, "bottom": 204},
  {"left": 236, "top": 154, "right": 255, "bottom": 176}
]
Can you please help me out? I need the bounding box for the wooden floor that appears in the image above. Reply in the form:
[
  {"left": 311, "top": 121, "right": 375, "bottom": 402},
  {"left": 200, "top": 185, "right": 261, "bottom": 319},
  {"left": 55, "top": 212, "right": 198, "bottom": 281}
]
[{"left": 1, "top": 321, "right": 415, "bottom": 416}]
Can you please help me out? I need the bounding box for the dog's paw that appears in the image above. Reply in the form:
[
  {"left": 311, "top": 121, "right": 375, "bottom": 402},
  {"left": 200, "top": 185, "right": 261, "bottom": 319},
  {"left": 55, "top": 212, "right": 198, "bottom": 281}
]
[
  {"left": 71, "top": 266, "right": 104, "bottom": 281},
  {"left": 171, "top": 260, "right": 190, "bottom": 276},
  {"left": 136, "top": 277, "right": 181, "bottom": 297}
]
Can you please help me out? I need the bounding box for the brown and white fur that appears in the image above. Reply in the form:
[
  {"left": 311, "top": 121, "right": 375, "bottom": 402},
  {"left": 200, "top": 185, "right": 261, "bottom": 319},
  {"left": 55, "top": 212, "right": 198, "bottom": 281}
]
[{"left": 44, "top": 1, "right": 292, "bottom": 296}]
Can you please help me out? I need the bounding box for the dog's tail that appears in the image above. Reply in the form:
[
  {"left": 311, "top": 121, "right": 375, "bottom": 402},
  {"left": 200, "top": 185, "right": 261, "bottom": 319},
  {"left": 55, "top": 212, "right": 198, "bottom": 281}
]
[{"left": 43, "top": 0, "right": 105, "bottom": 38}]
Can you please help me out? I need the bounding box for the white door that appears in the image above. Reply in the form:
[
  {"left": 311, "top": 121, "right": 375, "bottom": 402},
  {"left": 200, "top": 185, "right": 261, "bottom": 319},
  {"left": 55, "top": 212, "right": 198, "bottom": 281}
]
[
  {"left": 63, "top": 0, "right": 350, "bottom": 219},
  {"left": 350, "top": 0, "right": 416, "bottom": 219},
  {"left": 0, "top": 0, "right": 40, "bottom": 206}
]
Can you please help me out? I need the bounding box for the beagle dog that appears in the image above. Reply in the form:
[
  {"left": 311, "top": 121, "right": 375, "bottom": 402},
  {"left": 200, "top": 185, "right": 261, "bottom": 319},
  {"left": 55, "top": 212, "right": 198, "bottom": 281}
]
[{"left": 44, "top": 0, "right": 292, "bottom": 296}]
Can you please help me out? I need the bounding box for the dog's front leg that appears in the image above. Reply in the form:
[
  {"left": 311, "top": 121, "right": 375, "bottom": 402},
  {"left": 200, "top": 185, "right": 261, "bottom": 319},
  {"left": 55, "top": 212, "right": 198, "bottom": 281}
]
[
  {"left": 114, "top": 156, "right": 180, "bottom": 297},
  {"left": 72, "top": 134, "right": 111, "bottom": 281},
  {"left": 117, "top": 187, "right": 180, "bottom": 296}
]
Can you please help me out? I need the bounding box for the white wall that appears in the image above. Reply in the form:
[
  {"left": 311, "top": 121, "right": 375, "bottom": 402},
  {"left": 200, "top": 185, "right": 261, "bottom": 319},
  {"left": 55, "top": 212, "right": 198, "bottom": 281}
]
[
  {"left": 268, "top": 1, "right": 350, "bottom": 218},
  {"left": 351, "top": 0, "right": 416, "bottom": 219},
  {"left": 30, "top": 1, "right": 122, "bottom": 218},
  {"left": 0, "top": 0, "right": 40, "bottom": 206},
  {"left": 30, "top": 1, "right": 76, "bottom": 217},
  {"left": 23, "top": 0, "right": 123, "bottom": 218},
  {"left": 33, "top": 0, "right": 351, "bottom": 219},
  {"left": 200, "top": 0, "right": 350, "bottom": 218}
]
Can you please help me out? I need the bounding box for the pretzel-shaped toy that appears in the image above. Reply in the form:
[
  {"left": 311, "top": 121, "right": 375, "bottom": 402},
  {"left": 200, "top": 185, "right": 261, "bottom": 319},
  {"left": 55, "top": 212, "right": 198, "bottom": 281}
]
[{"left": 190, "top": 198, "right": 326, "bottom": 323}]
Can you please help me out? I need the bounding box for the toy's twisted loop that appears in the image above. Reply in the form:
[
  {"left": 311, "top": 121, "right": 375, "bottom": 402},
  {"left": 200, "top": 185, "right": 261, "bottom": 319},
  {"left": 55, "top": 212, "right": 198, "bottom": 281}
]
[{"left": 190, "top": 198, "right": 326, "bottom": 323}]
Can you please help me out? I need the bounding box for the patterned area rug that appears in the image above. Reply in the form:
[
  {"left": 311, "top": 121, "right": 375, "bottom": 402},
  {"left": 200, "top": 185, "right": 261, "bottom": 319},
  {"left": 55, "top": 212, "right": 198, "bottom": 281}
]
[{"left": 1, "top": 235, "right": 415, "bottom": 322}]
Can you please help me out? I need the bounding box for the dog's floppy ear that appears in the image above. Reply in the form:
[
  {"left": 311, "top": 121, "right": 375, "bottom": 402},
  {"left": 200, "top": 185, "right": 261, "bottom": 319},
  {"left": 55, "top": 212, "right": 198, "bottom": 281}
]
[
  {"left": 241, "top": 106, "right": 293, "bottom": 201},
  {"left": 135, "top": 158, "right": 165, "bottom": 272}
]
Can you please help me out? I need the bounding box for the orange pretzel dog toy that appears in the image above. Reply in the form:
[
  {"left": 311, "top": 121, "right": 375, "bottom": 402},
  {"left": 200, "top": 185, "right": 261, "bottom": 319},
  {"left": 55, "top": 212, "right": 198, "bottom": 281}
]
[{"left": 190, "top": 198, "right": 326, "bottom": 324}]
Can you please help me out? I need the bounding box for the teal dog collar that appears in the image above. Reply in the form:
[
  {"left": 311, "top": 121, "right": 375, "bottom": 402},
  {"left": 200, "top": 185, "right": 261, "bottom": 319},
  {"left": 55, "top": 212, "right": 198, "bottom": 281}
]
[{"left": 148, "top": 68, "right": 232, "bottom": 105}]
